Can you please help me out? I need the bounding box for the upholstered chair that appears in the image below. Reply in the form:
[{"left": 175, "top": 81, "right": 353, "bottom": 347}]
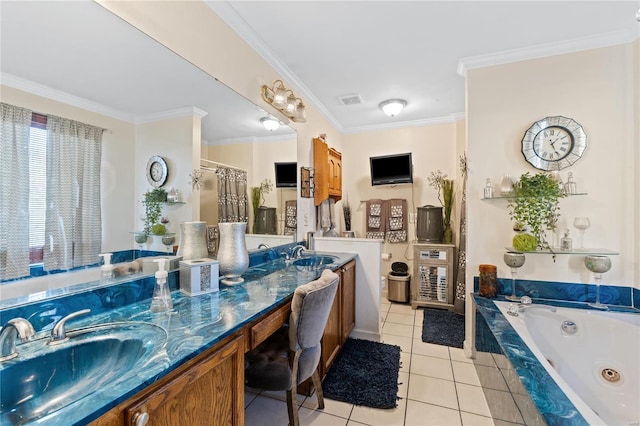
[{"left": 245, "top": 268, "right": 339, "bottom": 426}]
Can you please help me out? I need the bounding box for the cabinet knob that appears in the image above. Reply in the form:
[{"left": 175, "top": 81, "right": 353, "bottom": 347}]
[
  {"left": 133, "top": 412, "right": 149, "bottom": 426},
  {"left": 342, "top": 268, "right": 346, "bottom": 273}
]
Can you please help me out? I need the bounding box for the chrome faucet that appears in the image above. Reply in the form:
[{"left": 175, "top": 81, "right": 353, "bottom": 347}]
[
  {"left": 0, "top": 318, "right": 36, "bottom": 362},
  {"left": 48, "top": 309, "right": 91, "bottom": 345},
  {"left": 290, "top": 245, "right": 306, "bottom": 259},
  {"left": 257, "top": 243, "right": 271, "bottom": 249},
  {"left": 507, "top": 296, "right": 557, "bottom": 316}
]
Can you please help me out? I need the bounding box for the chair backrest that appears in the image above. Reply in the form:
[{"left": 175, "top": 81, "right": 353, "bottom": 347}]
[{"left": 289, "top": 268, "right": 339, "bottom": 350}]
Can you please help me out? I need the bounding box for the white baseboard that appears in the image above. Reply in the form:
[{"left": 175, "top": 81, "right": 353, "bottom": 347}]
[{"left": 349, "top": 329, "right": 381, "bottom": 342}]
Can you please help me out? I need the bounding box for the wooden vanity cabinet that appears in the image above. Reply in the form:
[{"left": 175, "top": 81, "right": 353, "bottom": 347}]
[
  {"left": 313, "top": 137, "right": 342, "bottom": 206},
  {"left": 300, "top": 260, "right": 356, "bottom": 395},
  {"left": 90, "top": 333, "right": 245, "bottom": 426}
]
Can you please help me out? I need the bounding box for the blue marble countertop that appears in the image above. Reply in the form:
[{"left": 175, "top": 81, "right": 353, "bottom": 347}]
[
  {"left": 2, "top": 252, "right": 356, "bottom": 425},
  {"left": 474, "top": 295, "right": 590, "bottom": 426}
]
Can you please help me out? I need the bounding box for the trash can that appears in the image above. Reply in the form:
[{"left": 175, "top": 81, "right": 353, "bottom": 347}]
[{"left": 387, "top": 261, "right": 411, "bottom": 303}]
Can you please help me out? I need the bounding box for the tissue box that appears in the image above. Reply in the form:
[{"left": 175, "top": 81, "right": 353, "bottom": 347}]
[{"left": 179, "top": 258, "right": 219, "bottom": 296}]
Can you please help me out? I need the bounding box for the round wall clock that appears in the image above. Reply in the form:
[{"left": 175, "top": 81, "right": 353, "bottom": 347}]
[
  {"left": 146, "top": 155, "right": 168, "bottom": 187},
  {"left": 521, "top": 116, "right": 587, "bottom": 171}
]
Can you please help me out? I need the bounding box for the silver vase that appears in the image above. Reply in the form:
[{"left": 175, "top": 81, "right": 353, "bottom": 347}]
[
  {"left": 217, "top": 222, "right": 249, "bottom": 285},
  {"left": 177, "top": 221, "right": 209, "bottom": 261}
]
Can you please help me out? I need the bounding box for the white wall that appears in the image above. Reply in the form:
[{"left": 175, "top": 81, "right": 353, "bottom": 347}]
[{"left": 465, "top": 43, "right": 639, "bottom": 351}]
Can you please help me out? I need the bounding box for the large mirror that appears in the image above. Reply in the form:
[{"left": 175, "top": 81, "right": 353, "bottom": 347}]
[{"left": 0, "top": 1, "right": 296, "bottom": 298}]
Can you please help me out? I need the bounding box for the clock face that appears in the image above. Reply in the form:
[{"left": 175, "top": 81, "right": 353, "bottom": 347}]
[
  {"left": 146, "top": 156, "right": 168, "bottom": 187},
  {"left": 521, "top": 116, "right": 587, "bottom": 171}
]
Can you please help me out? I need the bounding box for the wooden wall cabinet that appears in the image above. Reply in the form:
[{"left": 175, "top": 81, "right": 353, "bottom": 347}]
[
  {"left": 90, "top": 334, "right": 245, "bottom": 426},
  {"left": 313, "top": 137, "right": 342, "bottom": 206}
]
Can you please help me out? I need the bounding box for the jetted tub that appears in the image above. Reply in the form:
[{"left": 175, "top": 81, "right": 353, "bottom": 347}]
[{"left": 494, "top": 301, "right": 639, "bottom": 426}]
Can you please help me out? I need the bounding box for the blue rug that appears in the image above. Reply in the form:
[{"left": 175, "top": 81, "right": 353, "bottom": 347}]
[
  {"left": 421, "top": 308, "right": 465, "bottom": 348},
  {"left": 322, "top": 338, "right": 401, "bottom": 409}
]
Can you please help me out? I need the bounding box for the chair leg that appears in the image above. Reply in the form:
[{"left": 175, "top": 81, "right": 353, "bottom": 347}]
[
  {"left": 286, "top": 389, "right": 299, "bottom": 426},
  {"left": 311, "top": 369, "right": 325, "bottom": 410}
]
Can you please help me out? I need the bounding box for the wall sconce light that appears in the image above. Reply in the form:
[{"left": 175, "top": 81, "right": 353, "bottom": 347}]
[
  {"left": 379, "top": 99, "right": 407, "bottom": 117},
  {"left": 261, "top": 80, "right": 307, "bottom": 123},
  {"left": 261, "top": 117, "right": 280, "bottom": 131}
]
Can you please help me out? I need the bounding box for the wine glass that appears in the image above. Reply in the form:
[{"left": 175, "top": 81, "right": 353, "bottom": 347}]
[
  {"left": 585, "top": 255, "right": 612, "bottom": 309},
  {"left": 503, "top": 252, "right": 526, "bottom": 301},
  {"left": 573, "top": 217, "right": 591, "bottom": 249},
  {"left": 134, "top": 233, "right": 148, "bottom": 250}
]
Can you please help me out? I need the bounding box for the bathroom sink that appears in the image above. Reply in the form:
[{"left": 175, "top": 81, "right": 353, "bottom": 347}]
[
  {"left": 292, "top": 255, "right": 338, "bottom": 267},
  {"left": 0, "top": 322, "right": 167, "bottom": 424}
]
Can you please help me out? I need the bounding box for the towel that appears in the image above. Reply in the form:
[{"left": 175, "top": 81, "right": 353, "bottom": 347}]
[
  {"left": 365, "top": 199, "right": 387, "bottom": 239},
  {"left": 386, "top": 199, "right": 407, "bottom": 243},
  {"left": 316, "top": 198, "right": 336, "bottom": 231}
]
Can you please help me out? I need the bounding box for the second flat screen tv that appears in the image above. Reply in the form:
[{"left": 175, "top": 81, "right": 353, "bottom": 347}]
[
  {"left": 274, "top": 162, "right": 297, "bottom": 188},
  {"left": 369, "top": 153, "right": 413, "bottom": 186}
]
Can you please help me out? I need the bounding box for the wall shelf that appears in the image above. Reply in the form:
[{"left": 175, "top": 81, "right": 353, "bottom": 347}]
[
  {"left": 505, "top": 247, "right": 618, "bottom": 256},
  {"left": 482, "top": 193, "right": 587, "bottom": 200}
]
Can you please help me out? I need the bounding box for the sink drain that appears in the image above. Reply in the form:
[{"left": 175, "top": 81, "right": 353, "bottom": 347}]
[{"left": 601, "top": 368, "right": 622, "bottom": 383}]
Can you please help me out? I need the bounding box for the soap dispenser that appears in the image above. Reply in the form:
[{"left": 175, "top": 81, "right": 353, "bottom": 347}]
[
  {"left": 150, "top": 258, "right": 173, "bottom": 313},
  {"left": 99, "top": 253, "right": 114, "bottom": 282}
]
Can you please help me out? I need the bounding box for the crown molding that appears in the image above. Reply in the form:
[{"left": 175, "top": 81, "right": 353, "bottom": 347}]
[
  {"left": 458, "top": 29, "right": 639, "bottom": 77},
  {"left": 343, "top": 112, "right": 465, "bottom": 135},
  {"left": 134, "top": 107, "right": 208, "bottom": 124},
  {"left": 205, "top": 1, "right": 345, "bottom": 133},
  {"left": 1, "top": 72, "right": 134, "bottom": 122}
]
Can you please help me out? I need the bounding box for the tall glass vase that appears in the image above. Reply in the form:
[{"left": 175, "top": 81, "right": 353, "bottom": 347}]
[
  {"left": 176, "top": 221, "right": 209, "bottom": 260},
  {"left": 217, "top": 222, "right": 249, "bottom": 285}
]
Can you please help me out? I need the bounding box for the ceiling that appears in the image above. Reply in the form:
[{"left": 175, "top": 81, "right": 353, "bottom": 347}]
[
  {"left": 1, "top": 1, "right": 638, "bottom": 138},
  {"left": 208, "top": 1, "right": 640, "bottom": 133}
]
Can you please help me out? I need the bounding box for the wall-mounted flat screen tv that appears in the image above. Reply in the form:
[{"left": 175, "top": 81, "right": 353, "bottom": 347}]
[
  {"left": 274, "top": 162, "right": 297, "bottom": 188},
  {"left": 369, "top": 153, "right": 413, "bottom": 186}
]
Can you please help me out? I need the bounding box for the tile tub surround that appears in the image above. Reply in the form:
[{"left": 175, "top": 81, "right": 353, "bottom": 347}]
[
  {"left": 0, "top": 251, "right": 355, "bottom": 425},
  {"left": 473, "top": 276, "right": 639, "bottom": 311},
  {"left": 475, "top": 296, "right": 595, "bottom": 425}
]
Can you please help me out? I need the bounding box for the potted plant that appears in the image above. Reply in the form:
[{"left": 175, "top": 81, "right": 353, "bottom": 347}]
[
  {"left": 508, "top": 172, "right": 565, "bottom": 251},
  {"left": 142, "top": 188, "right": 168, "bottom": 235},
  {"left": 251, "top": 179, "right": 273, "bottom": 233},
  {"left": 428, "top": 170, "right": 455, "bottom": 243}
]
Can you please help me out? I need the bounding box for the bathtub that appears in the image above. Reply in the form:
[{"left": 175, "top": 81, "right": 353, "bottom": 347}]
[{"left": 494, "top": 301, "right": 640, "bottom": 426}]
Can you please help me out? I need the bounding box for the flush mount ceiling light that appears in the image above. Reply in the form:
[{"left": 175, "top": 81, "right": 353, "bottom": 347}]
[
  {"left": 261, "top": 117, "right": 280, "bottom": 131},
  {"left": 261, "top": 80, "right": 307, "bottom": 123},
  {"left": 379, "top": 99, "right": 407, "bottom": 117}
]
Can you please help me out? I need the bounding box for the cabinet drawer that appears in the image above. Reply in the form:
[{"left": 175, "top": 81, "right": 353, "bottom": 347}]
[{"left": 248, "top": 302, "right": 290, "bottom": 350}]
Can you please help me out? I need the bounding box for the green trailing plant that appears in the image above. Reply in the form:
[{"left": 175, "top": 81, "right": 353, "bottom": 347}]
[
  {"left": 508, "top": 172, "right": 565, "bottom": 249},
  {"left": 251, "top": 179, "right": 273, "bottom": 233},
  {"left": 142, "top": 188, "right": 167, "bottom": 234}
]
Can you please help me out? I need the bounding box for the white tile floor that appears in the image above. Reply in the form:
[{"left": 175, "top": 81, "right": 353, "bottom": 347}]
[{"left": 244, "top": 301, "right": 495, "bottom": 426}]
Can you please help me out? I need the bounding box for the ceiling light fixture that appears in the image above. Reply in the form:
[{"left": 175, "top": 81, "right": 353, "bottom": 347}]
[
  {"left": 261, "top": 117, "right": 280, "bottom": 131},
  {"left": 261, "top": 80, "right": 307, "bottom": 123},
  {"left": 379, "top": 99, "right": 407, "bottom": 117}
]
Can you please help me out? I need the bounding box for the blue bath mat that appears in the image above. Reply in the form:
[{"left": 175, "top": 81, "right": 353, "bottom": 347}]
[
  {"left": 421, "top": 308, "right": 465, "bottom": 348},
  {"left": 322, "top": 338, "right": 401, "bottom": 409}
]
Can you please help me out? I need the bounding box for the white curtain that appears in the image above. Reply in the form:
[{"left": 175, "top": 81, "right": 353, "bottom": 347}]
[
  {"left": 44, "top": 115, "right": 102, "bottom": 271},
  {"left": 0, "top": 103, "right": 32, "bottom": 280},
  {"left": 216, "top": 167, "right": 248, "bottom": 223}
]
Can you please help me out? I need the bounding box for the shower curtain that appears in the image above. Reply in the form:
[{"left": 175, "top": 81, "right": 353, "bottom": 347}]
[{"left": 216, "top": 167, "right": 248, "bottom": 223}]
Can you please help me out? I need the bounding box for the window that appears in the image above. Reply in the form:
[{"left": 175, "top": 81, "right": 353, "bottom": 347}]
[{"left": 29, "top": 114, "right": 47, "bottom": 264}]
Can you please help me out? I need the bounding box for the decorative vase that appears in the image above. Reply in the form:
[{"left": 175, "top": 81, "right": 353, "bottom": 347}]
[
  {"left": 217, "top": 222, "right": 249, "bottom": 285},
  {"left": 443, "top": 224, "right": 453, "bottom": 244},
  {"left": 177, "top": 221, "right": 209, "bottom": 261},
  {"left": 500, "top": 174, "right": 514, "bottom": 196}
]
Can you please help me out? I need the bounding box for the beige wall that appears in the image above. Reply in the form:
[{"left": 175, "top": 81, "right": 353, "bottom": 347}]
[
  {"left": 342, "top": 122, "right": 461, "bottom": 271},
  {"left": 466, "top": 43, "right": 638, "bottom": 298},
  {"left": 1, "top": 85, "right": 136, "bottom": 253},
  {"left": 98, "top": 0, "right": 343, "bottom": 240},
  {"left": 203, "top": 137, "right": 297, "bottom": 234}
]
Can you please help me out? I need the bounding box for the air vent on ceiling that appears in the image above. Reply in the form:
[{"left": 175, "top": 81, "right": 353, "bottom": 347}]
[{"left": 338, "top": 94, "right": 364, "bottom": 106}]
